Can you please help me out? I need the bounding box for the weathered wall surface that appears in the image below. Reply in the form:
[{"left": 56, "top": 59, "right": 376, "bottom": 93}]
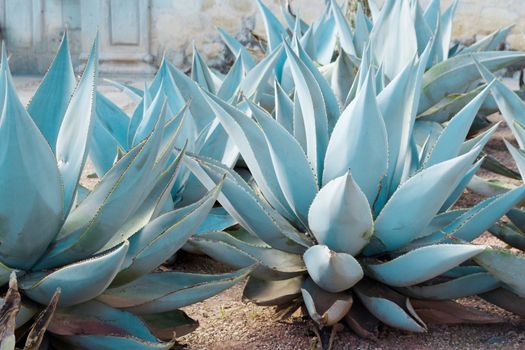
[{"left": 2, "top": 0, "right": 524, "bottom": 74}]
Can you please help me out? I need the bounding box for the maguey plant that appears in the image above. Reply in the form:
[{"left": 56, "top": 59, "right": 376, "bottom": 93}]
[
  {"left": 179, "top": 0, "right": 525, "bottom": 338},
  {"left": 0, "top": 34, "right": 252, "bottom": 349}
]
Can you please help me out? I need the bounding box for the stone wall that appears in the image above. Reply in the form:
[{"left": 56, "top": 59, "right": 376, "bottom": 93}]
[{"left": 2, "top": 0, "right": 524, "bottom": 74}]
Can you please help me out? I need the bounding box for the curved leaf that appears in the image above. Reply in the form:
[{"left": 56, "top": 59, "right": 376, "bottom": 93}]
[
  {"left": 256, "top": 0, "right": 286, "bottom": 52},
  {"left": 284, "top": 41, "right": 329, "bottom": 181},
  {"left": 250, "top": 101, "right": 318, "bottom": 225},
  {"left": 365, "top": 244, "right": 485, "bottom": 287},
  {"left": 308, "top": 171, "right": 373, "bottom": 256},
  {"left": 420, "top": 51, "right": 525, "bottom": 112},
  {"left": 373, "top": 146, "right": 480, "bottom": 251},
  {"left": 183, "top": 153, "right": 311, "bottom": 253},
  {"left": 56, "top": 35, "right": 98, "bottom": 215},
  {"left": 188, "top": 230, "right": 305, "bottom": 281},
  {"left": 398, "top": 272, "right": 500, "bottom": 300},
  {"left": 304, "top": 245, "right": 363, "bottom": 293},
  {"left": 113, "top": 181, "right": 222, "bottom": 285},
  {"left": 475, "top": 249, "right": 525, "bottom": 298},
  {"left": 354, "top": 279, "right": 426, "bottom": 333},
  {"left": 424, "top": 83, "right": 493, "bottom": 167},
  {"left": 301, "top": 278, "right": 353, "bottom": 327},
  {"left": 324, "top": 69, "right": 387, "bottom": 204},
  {"left": 99, "top": 267, "right": 252, "bottom": 314},
  {"left": 27, "top": 32, "right": 76, "bottom": 150},
  {"left": 0, "top": 53, "right": 63, "bottom": 270},
  {"left": 21, "top": 242, "right": 128, "bottom": 307},
  {"left": 35, "top": 113, "right": 166, "bottom": 269}
]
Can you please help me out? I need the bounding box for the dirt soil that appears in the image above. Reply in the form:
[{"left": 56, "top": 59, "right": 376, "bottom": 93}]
[{"left": 14, "top": 77, "right": 525, "bottom": 350}]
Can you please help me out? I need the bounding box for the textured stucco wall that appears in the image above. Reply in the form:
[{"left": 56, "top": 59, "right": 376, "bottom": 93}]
[{"left": 3, "top": 0, "right": 525, "bottom": 74}]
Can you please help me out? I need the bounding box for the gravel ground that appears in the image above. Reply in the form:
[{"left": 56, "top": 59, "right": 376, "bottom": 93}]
[{"left": 13, "top": 76, "right": 525, "bottom": 350}]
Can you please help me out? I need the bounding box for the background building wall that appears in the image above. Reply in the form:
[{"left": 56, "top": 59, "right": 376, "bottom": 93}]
[{"left": 1, "top": 0, "right": 523, "bottom": 74}]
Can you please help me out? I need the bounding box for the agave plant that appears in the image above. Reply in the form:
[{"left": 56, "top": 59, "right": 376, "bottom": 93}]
[
  {"left": 181, "top": 5, "right": 525, "bottom": 334},
  {"left": 0, "top": 34, "right": 252, "bottom": 349}
]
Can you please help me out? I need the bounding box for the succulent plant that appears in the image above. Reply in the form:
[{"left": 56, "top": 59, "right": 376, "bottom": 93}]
[
  {"left": 0, "top": 34, "right": 252, "bottom": 349},
  {"left": 181, "top": 1, "right": 525, "bottom": 336}
]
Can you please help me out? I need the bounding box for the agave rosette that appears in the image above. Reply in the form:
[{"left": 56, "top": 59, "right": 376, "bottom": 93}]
[
  {"left": 181, "top": 1, "right": 525, "bottom": 335},
  {"left": 0, "top": 34, "right": 252, "bottom": 349}
]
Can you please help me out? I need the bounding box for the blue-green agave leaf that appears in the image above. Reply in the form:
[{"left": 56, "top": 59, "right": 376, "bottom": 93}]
[
  {"left": 304, "top": 245, "right": 363, "bottom": 293},
  {"left": 189, "top": 230, "right": 305, "bottom": 281},
  {"left": 256, "top": 0, "right": 286, "bottom": 52},
  {"left": 196, "top": 207, "right": 236, "bottom": 234},
  {"left": 308, "top": 171, "right": 373, "bottom": 256},
  {"left": 27, "top": 32, "right": 76, "bottom": 150},
  {"left": 132, "top": 89, "right": 167, "bottom": 146},
  {"left": 311, "top": 5, "right": 337, "bottom": 65},
  {"left": 202, "top": 91, "right": 298, "bottom": 225},
  {"left": 435, "top": 0, "right": 458, "bottom": 62},
  {"left": 113, "top": 180, "right": 222, "bottom": 285},
  {"left": 440, "top": 157, "right": 484, "bottom": 211},
  {"left": 0, "top": 56, "right": 63, "bottom": 270},
  {"left": 55, "top": 36, "right": 98, "bottom": 215},
  {"left": 21, "top": 242, "right": 128, "bottom": 307},
  {"left": 424, "top": 83, "right": 493, "bottom": 167},
  {"left": 250, "top": 100, "right": 318, "bottom": 226},
  {"left": 217, "top": 27, "right": 255, "bottom": 68},
  {"left": 354, "top": 280, "right": 426, "bottom": 333},
  {"left": 417, "top": 86, "right": 484, "bottom": 123},
  {"left": 353, "top": 3, "right": 369, "bottom": 57},
  {"left": 301, "top": 277, "right": 353, "bottom": 327},
  {"left": 476, "top": 60, "right": 525, "bottom": 148},
  {"left": 90, "top": 115, "right": 119, "bottom": 177},
  {"left": 369, "top": 0, "right": 418, "bottom": 79},
  {"left": 442, "top": 186, "right": 525, "bottom": 242},
  {"left": 365, "top": 244, "right": 485, "bottom": 287},
  {"left": 191, "top": 45, "right": 221, "bottom": 93},
  {"left": 183, "top": 153, "right": 311, "bottom": 253},
  {"left": 96, "top": 92, "right": 129, "bottom": 150},
  {"left": 377, "top": 41, "right": 431, "bottom": 198},
  {"left": 90, "top": 92, "right": 130, "bottom": 176},
  {"left": 461, "top": 25, "right": 514, "bottom": 54},
  {"left": 166, "top": 61, "right": 215, "bottom": 131},
  {"left": 35, "top": 114, "right": 165, "bottom": 269},
  {"left": 102, "top": 127, "right": 188, "bottom": 252},
  {"left": 274, "top": 80, "right": 294, "bottom": 133},
  {"left": 505, "top": 139, "right": 525, "bottom": 180},
  {"left": 294, "top": 38, "right": 340, "bottom": 132},
  {"left": 48, "top": 301, "right": 174, "bottom": 349},
  {"left": 420, "top": 51, "right": 525, "bottom": 112},
  {"left": 239, "top": 45, "right": 284, "bottom": 100},
  {"left": 373, "top": 146, "right": 481, "bottom": 251},
  {"left": 324, "top": 69, "right": 387, "bottom": 204},
  {"left": 398, "top": 272, "right": 500, "bottom": 300},
  {"left": 330, "top": 0, "right": 356, "bottom": 57},
  {"left": 329, "top": 51, "right": 355, "bottom": 106},
  {"left": 0, "top": 263, "right": 14, "bottom": 287},
  {"left": 99, "top": 267, "right": 252, "bottom": 314},
  {"left": 475, "top": 249, "right": 525, "bottom": 298},
  {"left": 217, "top": 52, "right": 248, "bottom": 101},
  {"left": 284, "top": 41, "right": 329, "bottom": 181}
]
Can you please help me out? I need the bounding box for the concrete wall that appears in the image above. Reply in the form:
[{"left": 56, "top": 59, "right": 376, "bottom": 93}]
[{"left": 2, "top": 0, "right": 524, "bottom": 74}]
